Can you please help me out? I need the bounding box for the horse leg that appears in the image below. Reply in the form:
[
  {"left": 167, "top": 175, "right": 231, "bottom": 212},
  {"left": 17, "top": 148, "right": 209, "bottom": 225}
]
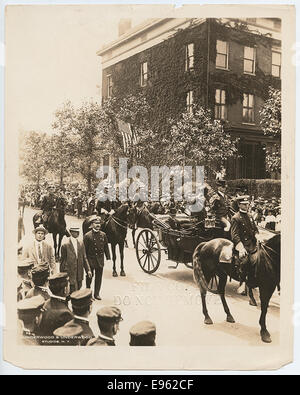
[
  {"left": 248, "top": 287, "right": 257, "bottom": 306},
  {"left": 57, "top": 233, "right": 64, "bottom": 259},
  {"left": 218, "top": 272, "right": 235, "bottom": 323},
  {"left": 259, "top": 285, "right": 276, "bottom": 343},
  {"left": 111, "top": 243, "right": 118, "bottom": 277},
  {"left": 119, "top": 241, "right": 126, "bottom": 276},
  {"left": 132, "top": 229, "right": 136, "bottom": 248},
  {"left": 201, "top": 291, "right": 213, "bottom": 325}
]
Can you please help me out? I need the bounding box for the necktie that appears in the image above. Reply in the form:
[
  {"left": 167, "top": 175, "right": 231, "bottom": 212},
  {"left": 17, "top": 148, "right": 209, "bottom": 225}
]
[{"left": 38, "top": 243, "right": 43, "bottom": 261}]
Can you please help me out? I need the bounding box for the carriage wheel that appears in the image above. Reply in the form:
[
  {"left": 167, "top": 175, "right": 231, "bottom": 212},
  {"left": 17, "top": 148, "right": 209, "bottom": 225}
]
[
  {"left": 207, "top": 274, "right": 220, "bottom": 294},
  {"left": 136, "top": 228, "right": 161, "bottom": 274}
]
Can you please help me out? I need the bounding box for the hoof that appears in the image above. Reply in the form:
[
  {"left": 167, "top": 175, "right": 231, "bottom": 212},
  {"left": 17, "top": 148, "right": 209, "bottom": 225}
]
[
  {"left": 226, "top": 315, "right": 235, "bottom": 323},
  {"left": 261, "top": 330, "right": 272, "bottom": 343},
  {"left": 112, "top": 271, "right": 118, "bottom": 277},
  {"left": 120, "top": 271, "right": 126, "bottom": 277},
  {"left": 204, "top": 317, "right": 213, "bottom": 325},
  {"left": 249, "top": 299, "right": 257, "bottom": 307},
  {"left": 241, "top": 291, "right": 247, "bottom": 296}
]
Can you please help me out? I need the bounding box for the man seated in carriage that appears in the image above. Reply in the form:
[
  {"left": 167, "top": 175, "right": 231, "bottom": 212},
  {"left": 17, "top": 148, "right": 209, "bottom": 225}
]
[
  {"left": 40, "top": 184, "right": 58, "bottom": 228},
  {"left": 209, "top": 180, "right": 231, "bottom": 232}
]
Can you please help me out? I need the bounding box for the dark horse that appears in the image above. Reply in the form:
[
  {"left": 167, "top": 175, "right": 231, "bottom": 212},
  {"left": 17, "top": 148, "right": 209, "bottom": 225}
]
[
  {"left": 193, "top": 234, "right": 280, "bottom": 343},
  {"left": 128, "top": 206, "right": 154, "bottom": 247},
  {"left": 83, "top": 203, "right": 134, "bottom": 277},
  {"left": 33, "top": 198, "right": 69, "bottom": 259}
]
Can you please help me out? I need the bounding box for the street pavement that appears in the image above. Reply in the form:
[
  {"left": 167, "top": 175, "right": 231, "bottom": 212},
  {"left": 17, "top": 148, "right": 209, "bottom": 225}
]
[{"left": 19, "top": 207, "right": 280, "bottom": 347}]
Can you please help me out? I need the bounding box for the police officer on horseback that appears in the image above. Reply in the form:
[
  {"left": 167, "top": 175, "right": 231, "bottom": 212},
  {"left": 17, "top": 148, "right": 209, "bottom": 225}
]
[
  {"left": 40, "top": 185, "right": 58, "bottom": 228},
  {"left": 231, "top": 195, "right": 259, "bottom": 287},
  {"left": 209, "top": 180, "right": 231, "bottom": 232}
]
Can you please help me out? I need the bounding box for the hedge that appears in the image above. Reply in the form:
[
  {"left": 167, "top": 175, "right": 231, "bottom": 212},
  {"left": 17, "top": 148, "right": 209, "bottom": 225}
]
[{"left": 225, "top": 179, "right": 281, "bottom": 199}]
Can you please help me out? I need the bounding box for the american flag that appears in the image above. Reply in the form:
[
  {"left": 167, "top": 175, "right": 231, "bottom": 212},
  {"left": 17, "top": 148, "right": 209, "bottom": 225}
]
[{"left": 116, "top": 119, "right": 140, "bottom": 157}]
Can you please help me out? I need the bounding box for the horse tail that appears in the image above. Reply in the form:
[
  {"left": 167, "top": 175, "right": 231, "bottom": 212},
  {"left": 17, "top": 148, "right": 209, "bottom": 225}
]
[{"left": 193, "top": 242, "right": 217, "bottom": 295}]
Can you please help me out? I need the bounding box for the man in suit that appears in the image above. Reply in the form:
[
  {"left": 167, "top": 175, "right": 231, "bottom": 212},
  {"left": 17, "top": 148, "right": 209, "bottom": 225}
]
[
  {"left": 63, "top": 289, "right": 94, "bottom": 345},
  {"left": 87, "top": 306, "right": 123, "bottom": 346},
  {"left": 231, "top": 195, "right": 259, "bottom": 287},
  {"left": 60, "top": 227, "right": 92, "bottom": 293},
  {"left": 38, "top": 273, "right": 73, "bottom": 344},
  {"left": 17, "top": 295, "right": 45, "bottom": 345},
  {"left": 210, "top": 180, "right": 231, "bottom": 232},
  {"left": 22, "top": 226, "right": 56, "bottom": 273},
  {"left": 25, "top": 264, "right": 50, "bottom": 301},
  {"left": 83, "top": 216, "right": 111, "bottom": 300}
]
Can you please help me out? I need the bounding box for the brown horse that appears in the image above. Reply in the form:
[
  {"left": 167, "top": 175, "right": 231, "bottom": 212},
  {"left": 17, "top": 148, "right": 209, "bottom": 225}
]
[{"left": 193, "top": 234, "right": 280, "bottom": 343}]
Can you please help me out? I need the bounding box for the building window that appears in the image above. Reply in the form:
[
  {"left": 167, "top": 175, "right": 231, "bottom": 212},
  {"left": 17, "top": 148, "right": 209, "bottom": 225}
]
[
  {"left": 185, "top": 43, "right": 194, "bottom": 71},
  {"left": 186, "top": 90, "right": 194, "bottom": 114},
  {"left": 140, "top": 61, "right": 148, "bottom": 87},
  {"left": 216, "top": 40, "right": 228, "bottom": 69},
  {"left": 244, "top": 46, "right": 256, "bottom": 74},
  {"left": 215, "top": 89, "right": 226, "bottom": 120},
  {"left": 243, "top": 93, "right": 255, "bottom": 123},
  {"left": 107, "top": 75, "right": 113, "bottom": 98},
  {"left": 272, "top": 51, "right": 281, "bottom": 77}
]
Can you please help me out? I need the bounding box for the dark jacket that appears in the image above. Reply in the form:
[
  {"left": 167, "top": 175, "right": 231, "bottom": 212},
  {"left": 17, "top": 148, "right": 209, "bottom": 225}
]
[
  {"left": 210, "top": 192, "right": 229, "bottom": 218},
  {"left": 64, "top": 317, "right": 94, "bottom": 346},
  {"left": 60, "top": 238, "right": 91, "bottom": 285},
  {"left": 40, "top": 194, "right": 57, "bottom": 212},
  {"left": 231, "top": 211, "right": 258, "bottom": 252},
  {"left": 83, "top": 230, "right": 111, "bottom": 269},
  {"left": 87, "top": 335, "right": 115, "bottom": 346},
  {"left": 25, "top": 286, "right": 50, "bottom": 301},
  {"left": 38, "top": 296, "right": 73, "bottom": 338}
]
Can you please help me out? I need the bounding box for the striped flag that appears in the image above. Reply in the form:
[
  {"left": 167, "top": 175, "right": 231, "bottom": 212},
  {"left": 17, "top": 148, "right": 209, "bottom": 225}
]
[{"left": 116, "top": 119, "right": 140, "bottom": 157}]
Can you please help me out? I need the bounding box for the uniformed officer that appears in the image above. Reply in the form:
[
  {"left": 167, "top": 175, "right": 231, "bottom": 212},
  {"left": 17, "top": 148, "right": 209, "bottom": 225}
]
[
  {"left": 53, "top": 323, "right": 83, "bottom": 346},
  {"left": 231, "top": 196, "right": 259, "bottom": 286},
  {"left": 83, "top": 216, "right": 111, "bottom": 300},
  {"left": 17, "top": 295, "right": 45, "bottom": 345},
  {"left": 38, "top": 273, "right": 73, "bottom": 343},
  {"left": 87, "top": 306, "right": 123, "bottom": 346},
  {"left": 209, "top": 180, "right": 231, "bottom": 231},
  {"left": 17, "top": 258, "right": 34, "bottom": 301},
  {"left": 40, "top": 185, "right": 58, "bottom": 227},
  {"left": 64, "top": 289, "right": 95, "bottom": 345},
  {"left": 129, "top": 321, "right": 156, "bottom": 346},
  {"left": 25, "top": 264, "right": 50, "bottom": 301}
]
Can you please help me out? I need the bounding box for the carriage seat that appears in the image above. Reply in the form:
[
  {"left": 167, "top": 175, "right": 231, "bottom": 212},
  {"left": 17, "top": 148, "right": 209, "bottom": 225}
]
[{"left": 166, "top": 216, "right": 197, "bottom": 231}]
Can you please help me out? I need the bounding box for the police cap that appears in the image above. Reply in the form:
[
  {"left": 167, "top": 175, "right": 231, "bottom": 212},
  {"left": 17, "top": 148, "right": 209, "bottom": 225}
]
[
  {"left": 129, "top": 321, "right": 156, "bottom": 346},
  {"left": 48, "top": 272, "right": 69, "bottom": 288},
  {"left": 70, "top": 288, "right": 93, "bottom": 309},
  {"left": 97, "top": 306, "right": 123, "bottom": 323},
  {"left": 17, "top": 295, "right": 45, "bottom": 317}
]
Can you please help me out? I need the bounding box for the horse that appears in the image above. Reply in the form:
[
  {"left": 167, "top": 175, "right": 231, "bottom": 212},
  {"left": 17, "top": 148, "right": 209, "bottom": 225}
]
[
  {"left": 128, "top": 206, "right": 154, "bottom": 247},
  {"left": 33, "top": 198, "right": 69, "bottom": 259},
  {"left": 193, "top": 233, "right": 280, "bottom": 343}
]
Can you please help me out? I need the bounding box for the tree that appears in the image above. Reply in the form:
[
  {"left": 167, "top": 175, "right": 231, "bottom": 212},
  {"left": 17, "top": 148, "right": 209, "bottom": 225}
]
[
  {"left": 167, "top": 106, "right": 238, "bottom": 175},
  {"left": 19, "top": 131, "right": 50, "bottom": 186},
  {"left": 259, "top": 87, "right": 281, "bottom": 174},
  {"left": 51, "top": 101, "right": 79, "bottom": 185}
]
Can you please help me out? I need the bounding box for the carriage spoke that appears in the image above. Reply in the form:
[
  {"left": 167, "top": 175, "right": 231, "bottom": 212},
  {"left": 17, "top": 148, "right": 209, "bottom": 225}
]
[{"left": 142, "top": 254, "right": 148, "bottom": 269}]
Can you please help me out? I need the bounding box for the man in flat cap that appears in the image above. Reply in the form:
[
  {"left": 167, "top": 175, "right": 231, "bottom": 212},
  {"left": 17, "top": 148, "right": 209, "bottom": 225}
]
[
  {"left": 231, "top": 195, "right": 259, "bottom": 287},
  {"left": 210, "top": 180, "right": 231, "bottom": 233},
  {"left": 64, "top": 289, "right": 94, "bottom": 345},
  {"left": 60, "top": 227, "right": 92, "bottom": 293},
  {"left": 87, "top": 306, "right": 123, "bottom": 346},
  {"left": 22, "top": 225, "right": 55, "bottom": 273},
  {"left": 17, "top": 295, "right": 45, "bottom": 345},
  {"left": 53, "top": 323, "right": 83, "bottom": 346},
  {"left": 17, "top": 258, "right": 34, "bottom": 301},
  {"left": 38, "top": 273, "right": 73, "bottom": 343},
  {"left": 129, "top": 321, "right": 156, "bottom": 346},
  {"left": 25, "top": 264, "right": 50, "bottom": 301},
  {"left": 83, "top": 216, "right": 111, "bottom": 300}
]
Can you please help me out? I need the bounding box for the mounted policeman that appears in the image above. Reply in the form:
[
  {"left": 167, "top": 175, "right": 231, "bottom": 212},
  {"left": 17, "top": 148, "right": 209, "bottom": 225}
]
[
  {"left": 40, "top": 184, "right": 58, "bottom": 229},
  {"left": 209, "top": 180, "right": 231, "bottom": 233}
]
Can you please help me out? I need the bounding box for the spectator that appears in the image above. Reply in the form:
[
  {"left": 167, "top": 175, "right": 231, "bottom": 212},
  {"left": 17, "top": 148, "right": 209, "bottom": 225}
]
[{"left": 129, "top": 321, "right": 156, "bottom": 346}]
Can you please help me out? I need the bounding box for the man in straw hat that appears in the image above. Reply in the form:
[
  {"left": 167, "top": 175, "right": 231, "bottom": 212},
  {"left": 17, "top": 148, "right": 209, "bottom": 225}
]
[{"left": 22, "top": 225, "right": 55, "bottom": 273}]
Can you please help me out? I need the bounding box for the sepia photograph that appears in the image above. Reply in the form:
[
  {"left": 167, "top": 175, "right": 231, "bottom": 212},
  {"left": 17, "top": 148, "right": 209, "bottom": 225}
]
[{"left": 3, "top": 3, "right": 296, "bottom": 371}]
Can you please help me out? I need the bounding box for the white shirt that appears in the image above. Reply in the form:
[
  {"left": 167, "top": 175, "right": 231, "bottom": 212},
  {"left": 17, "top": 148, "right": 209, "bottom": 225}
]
[
  {"left": 70, "top": 236, "right": 78, "bottom": 257},
  {"left": 35, "top": 240, "right": 44, "bottom": 263}
]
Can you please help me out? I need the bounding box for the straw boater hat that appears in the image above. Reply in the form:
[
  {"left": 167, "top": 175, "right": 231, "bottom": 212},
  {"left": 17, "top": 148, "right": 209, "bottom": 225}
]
[{"left": 32, "top": 226, "right": 48, "bottom": 235}]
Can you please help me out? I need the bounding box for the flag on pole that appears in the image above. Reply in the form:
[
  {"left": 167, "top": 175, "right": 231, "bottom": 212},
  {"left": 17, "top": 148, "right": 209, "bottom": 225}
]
[{"left": 116, "top": 119, "right": 140, "bottom": 157}]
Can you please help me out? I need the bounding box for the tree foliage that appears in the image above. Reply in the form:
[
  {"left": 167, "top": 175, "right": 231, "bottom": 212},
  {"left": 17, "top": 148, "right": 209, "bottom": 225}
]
[
  {"left": 259, "top": 87, "right": 281, "bottom": 173},
  {"left": 167, "top": 106, "right": 238, "bottom": 174}
]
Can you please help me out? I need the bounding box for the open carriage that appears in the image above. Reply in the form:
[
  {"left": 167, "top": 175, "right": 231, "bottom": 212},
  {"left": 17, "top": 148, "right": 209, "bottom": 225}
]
[{"left": 135, "top": 212, "right": 228, "bottom": 274}]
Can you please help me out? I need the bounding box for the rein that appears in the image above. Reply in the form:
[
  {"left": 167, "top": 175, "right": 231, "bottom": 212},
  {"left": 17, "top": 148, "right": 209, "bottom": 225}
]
[{"left": 110, "top": 215, "right": 128, "bottom": 230}]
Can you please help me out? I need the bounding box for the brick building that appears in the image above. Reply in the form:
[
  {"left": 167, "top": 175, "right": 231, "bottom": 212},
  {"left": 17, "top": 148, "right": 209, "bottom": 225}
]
[{"left": 97, "top": 18, "right": 281, "bottom": 179}]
